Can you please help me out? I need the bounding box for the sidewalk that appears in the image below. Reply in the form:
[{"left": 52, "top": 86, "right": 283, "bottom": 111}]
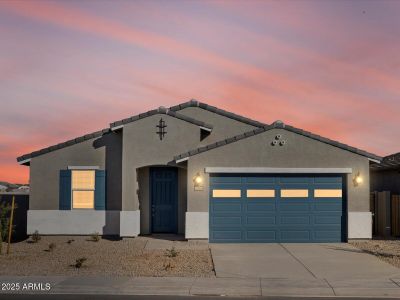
[{"left": 2, "top": 275, "right": 400, "bottom": 297}]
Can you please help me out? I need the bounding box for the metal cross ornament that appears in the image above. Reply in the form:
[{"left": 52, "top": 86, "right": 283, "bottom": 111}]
[{"left": 156, "top": 118, "right": 167, "bottom": 140}]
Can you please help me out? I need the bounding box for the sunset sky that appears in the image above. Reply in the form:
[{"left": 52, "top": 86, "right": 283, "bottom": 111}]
[{"left": 1, "top": 0, "right": 400, "bottom": 184}]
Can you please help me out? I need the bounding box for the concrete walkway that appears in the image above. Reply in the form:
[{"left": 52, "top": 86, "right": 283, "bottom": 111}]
[
  {"left": 211, "top": 243, "right": 400, "bottom": 280},
  {"left": 2, "top": 275, "right": 400, "bottom": 297}
]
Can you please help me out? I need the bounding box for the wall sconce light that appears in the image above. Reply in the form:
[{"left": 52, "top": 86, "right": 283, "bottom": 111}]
[
  {"left": 353, "top": 172, "right": 363, "bottom": 187},
  {"left": 193, "top": 172, "right": 203, "bottom": 191}
]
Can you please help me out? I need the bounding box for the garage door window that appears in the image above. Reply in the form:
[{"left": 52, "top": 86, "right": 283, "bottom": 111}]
[
  {"left": 212, "top": 189, "right": 241, "bottom": 198},
  {"left": 247, "top": 190, "right": 275, "bottom": 198},
  {"left": 281, "top": 189, "right": 309, "bottom": 198},
  {"left": 314, "top": 189, "right": 342, "bottom": 198}
]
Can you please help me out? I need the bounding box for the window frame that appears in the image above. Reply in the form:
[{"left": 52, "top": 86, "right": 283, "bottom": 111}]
[{"left": 70, "top": 168, "right": 96, "bottom": 210}]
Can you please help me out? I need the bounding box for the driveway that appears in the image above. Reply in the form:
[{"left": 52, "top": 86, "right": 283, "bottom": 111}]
[{"left": 210, "top": 243, "right": 400, "bottom": 280}]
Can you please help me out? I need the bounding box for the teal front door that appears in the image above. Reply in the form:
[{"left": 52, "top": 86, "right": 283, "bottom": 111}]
[{"left": 150, "top": 167, "right": 178, "bottom": 233}]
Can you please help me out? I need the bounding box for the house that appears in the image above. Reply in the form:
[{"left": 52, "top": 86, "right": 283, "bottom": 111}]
[
  {"left": 16, "top": 185, "right": 30, "bottom": 193},
  {"left": 371, "top": 153, "right": 400, "bottom": 194},
  {"left": 17, "top": 100, "right": 381, "bottom": 243}
]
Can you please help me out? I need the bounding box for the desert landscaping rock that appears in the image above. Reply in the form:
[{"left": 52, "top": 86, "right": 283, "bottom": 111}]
[
  {"left": 0, "top": 236, "right": 215, "bottom": 277},
  {"left": 350, "top": 239, "right": 400, "bottom": 269}
]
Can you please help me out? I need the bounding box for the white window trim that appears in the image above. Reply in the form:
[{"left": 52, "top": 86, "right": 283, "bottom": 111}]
[{"left": 71, "top": 169, "right": 96, "bottom": 210}]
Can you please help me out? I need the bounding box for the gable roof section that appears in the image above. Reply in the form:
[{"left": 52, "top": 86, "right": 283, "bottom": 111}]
[
  {"left": 174, "top": 120, "right": 382, "bottom": 162},
  {"left": 170, "top": 99, "right": 267, "bottom": 128},
  {"left": 17, "top": 105, "right": 214, "bottom": 165},
  {"left": 17, "top": 128, "right": 110, "bottom": 164},
  {"left": 370, "top": 152, "right": 400, "bottom": 171},
  {"left": 110, "top": 106, "right": 213, "bottom": 130}
]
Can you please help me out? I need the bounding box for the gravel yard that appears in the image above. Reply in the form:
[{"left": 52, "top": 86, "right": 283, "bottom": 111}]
[
  {"left": 350, "top": 239, "right": 400, "bottom": 269},
  {"left": 0, "top": 236, "right": 215, "bottom": 277}
]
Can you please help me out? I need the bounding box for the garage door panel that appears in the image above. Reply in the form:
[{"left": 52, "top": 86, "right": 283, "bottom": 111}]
[
  {"left": 279, "top": 177, "right": 312, "bottom": 184},
  {"left": 211, "top": 175, "right": 242, "bottom": 184},
  {"left": 211, "top": 230, "right": 242, "bottom": 241},
  {"left": 245, "top": 230, "right": 276, "bottom": 241},
  {"left": 212, "top": 216, "right": 242, "bottom": 226},
  {"left": 314, "top": 215, "right": 342, "bottom": 225},
  {"left": 244, "top": 176, "right": 275, "bottom": 184},
  {"left": 209, "top": 174, "right": 345, "bottom": 243},
  {"left": 212, "top": 201, "right": 241, "bottom": 212},
  {"left": 313, "top": 230, "right": 343, "bottom": 241},
  {"left": 314, "top": 177, "right": 342, "bottom": 183},
  {"left": 280, "top": 202, "right": 310, "bottom": 212},
  {"left": 246, "top": 201, "right": 276, "bottom": 212},
  {"left": 280, "top": 230, "right": 310, "bottom": 241},
  {"left": 280, "top": 215, "right": 311, "bottom": 225},
  {"left": 314, "top": 201, "right": 342, "bottom": 212},
  {"left": 246, "top": 216, "right": 276, "bottom": 225}
]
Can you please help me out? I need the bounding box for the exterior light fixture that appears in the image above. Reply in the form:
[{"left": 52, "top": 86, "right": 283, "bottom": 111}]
[
  {"left": 353, "top": 172, "right": 363, "bottom": 187},
  {"left": 193, "top": 172, "right": 203, "bottom": 191}
]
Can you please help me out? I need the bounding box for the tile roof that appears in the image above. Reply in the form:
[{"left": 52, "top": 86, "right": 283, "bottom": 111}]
[
  {"left": 110, "top": 106, "right": 213, "bottom": 129},
  {"left": 17, "top": 103, "right": 215, "bottom": 164},
  {"left": 174, "top": 120, "right": 382, "bottom": 162},
  {"left": 370, "top": 152, "right": 400, "bottom": 171},
  {"left": 17, "top": 128, "right": 110, "bottom": 163},
  {"left": 170, "top": 99, "right": 266, "bottom": 128}
]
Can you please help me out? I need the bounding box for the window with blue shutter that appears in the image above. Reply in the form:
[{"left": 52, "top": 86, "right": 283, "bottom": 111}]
[
  {"left": 95, "top": 170, "right": 106, "bottom": 210},
  {"left": 59, "top": 170, "right": 72, "bottom": 210}
]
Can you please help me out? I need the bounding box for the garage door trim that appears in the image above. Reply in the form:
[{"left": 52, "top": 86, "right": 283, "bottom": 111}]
[{"left": 205, "top": 167, "right": 352, "bottom": 174}]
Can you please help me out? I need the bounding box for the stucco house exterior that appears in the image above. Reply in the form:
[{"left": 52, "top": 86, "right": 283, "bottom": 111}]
[{"left": 17, "top": 100, "right": 381, "bottom": 242}]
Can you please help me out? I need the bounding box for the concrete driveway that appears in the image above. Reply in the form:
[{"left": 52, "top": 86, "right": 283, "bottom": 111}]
[{"left": 210, "top": 243, "right": 400, "bottom": 280}]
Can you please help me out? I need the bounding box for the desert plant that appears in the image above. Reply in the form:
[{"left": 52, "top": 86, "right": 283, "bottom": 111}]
[
  {"left": 0, "top": 201, "right": 16, "bottom": 255},
  {"left": 31, "top": 230, "right": 41, "bottom": 243},
  {"left": 74, "top": 257, "right": 87, "bottom": 268},
  {"left": 90, "top": 232, "right": 100, "bottom": 242},
  {"left": 67, "top": 239, "right": 75, "bottom": 244},
  {"left": 48, "top": 243, "right": 56, "bottom": 252},
  {"left": 163, "top": 261, "right": 174, "bottom": 271},
  {"left": 164, "top": 247, "right": 179, "bottom": 258}
]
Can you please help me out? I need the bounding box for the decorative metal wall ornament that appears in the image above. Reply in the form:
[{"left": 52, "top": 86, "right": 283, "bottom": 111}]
[
  {"left": 271, "top": 134, "right": 287, "bottom": 146},
  {"left": 156, "top": 118, "right": 167, "bottom": 140}
]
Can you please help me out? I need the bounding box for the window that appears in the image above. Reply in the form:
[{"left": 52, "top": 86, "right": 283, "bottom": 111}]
[
  {"left": 281, "top": 189, "right": 309, "bottom": 198},
  {"left": 314, "top": 189, "right": 342, "bottom": 198},
  {"left": 212, "top": 189, "right": 241, "bottom": 198},
  {"left": 247, "top": 189, "right": 275, "bottom": 198},
  {"left": 72, "top": 170, "right": 95, "bottom": 209}
]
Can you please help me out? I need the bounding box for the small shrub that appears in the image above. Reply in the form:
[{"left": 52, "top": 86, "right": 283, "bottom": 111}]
[
  {"left": 90, "top": 232, "right": 100, "bottom": 242},
  {"left": 31, "top": 230, "right": 41, "bottom": 243},
  {"left": 67, "top": 239, "right": 75, "bottom": 244},
  {"left": 48, "top": 243, "right": 56, "bottom": 252},
  {"left": 163, "top": 261, "right": 174, "bottom": 271},
  {"left": 74, "top": 257, "right": 87, "bottom": 268},
  {"left": 164, "top": 247, "right": 179, "bottom": 258}
]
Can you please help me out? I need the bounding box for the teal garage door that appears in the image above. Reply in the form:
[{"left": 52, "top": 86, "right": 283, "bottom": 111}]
[{"left": 209, "top": 174, "right": 346, "bottom": 243}]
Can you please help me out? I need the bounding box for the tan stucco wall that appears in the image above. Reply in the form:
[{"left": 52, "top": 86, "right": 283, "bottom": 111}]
[{"left": 186, "top": 128, "right": 370, "bottom": 213}]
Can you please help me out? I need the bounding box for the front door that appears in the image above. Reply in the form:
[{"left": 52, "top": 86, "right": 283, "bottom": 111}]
[{"left": 150, "top": 167, "right": 178, "bottom": 233}]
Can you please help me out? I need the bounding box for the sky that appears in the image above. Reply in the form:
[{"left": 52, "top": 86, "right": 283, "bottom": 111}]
[{"left": 1, "top": 0, "right": 400, "bottom": 184}]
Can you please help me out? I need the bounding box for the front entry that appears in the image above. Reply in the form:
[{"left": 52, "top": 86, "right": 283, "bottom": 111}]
[{"left": 150, "top": 167, "right": 178, "bottom": 233}]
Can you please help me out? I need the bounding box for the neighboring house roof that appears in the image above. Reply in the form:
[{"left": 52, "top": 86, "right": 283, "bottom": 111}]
[
  {"left": 17, "top": 128, "right": 110, "bottom": 164},
  {"left": 174, "top": 120, "right": 382, "bottom": 162},
  {"left": 110, "top": 106, "right": 213, "bottom": 130},
  {"left": 370, "top": 152, "right": 400, "bottom": 171},
  {"left": 170, "top": 99, "right": 266, "bottom": 128}
]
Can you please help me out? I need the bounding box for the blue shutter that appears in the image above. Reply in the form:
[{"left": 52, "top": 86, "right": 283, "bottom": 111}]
[
  {"left": 95, "top": 170, "right": 106, "bottom": 210},
  {"left": 59, "top": 170, "right": 71, "bottom": 210}
]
